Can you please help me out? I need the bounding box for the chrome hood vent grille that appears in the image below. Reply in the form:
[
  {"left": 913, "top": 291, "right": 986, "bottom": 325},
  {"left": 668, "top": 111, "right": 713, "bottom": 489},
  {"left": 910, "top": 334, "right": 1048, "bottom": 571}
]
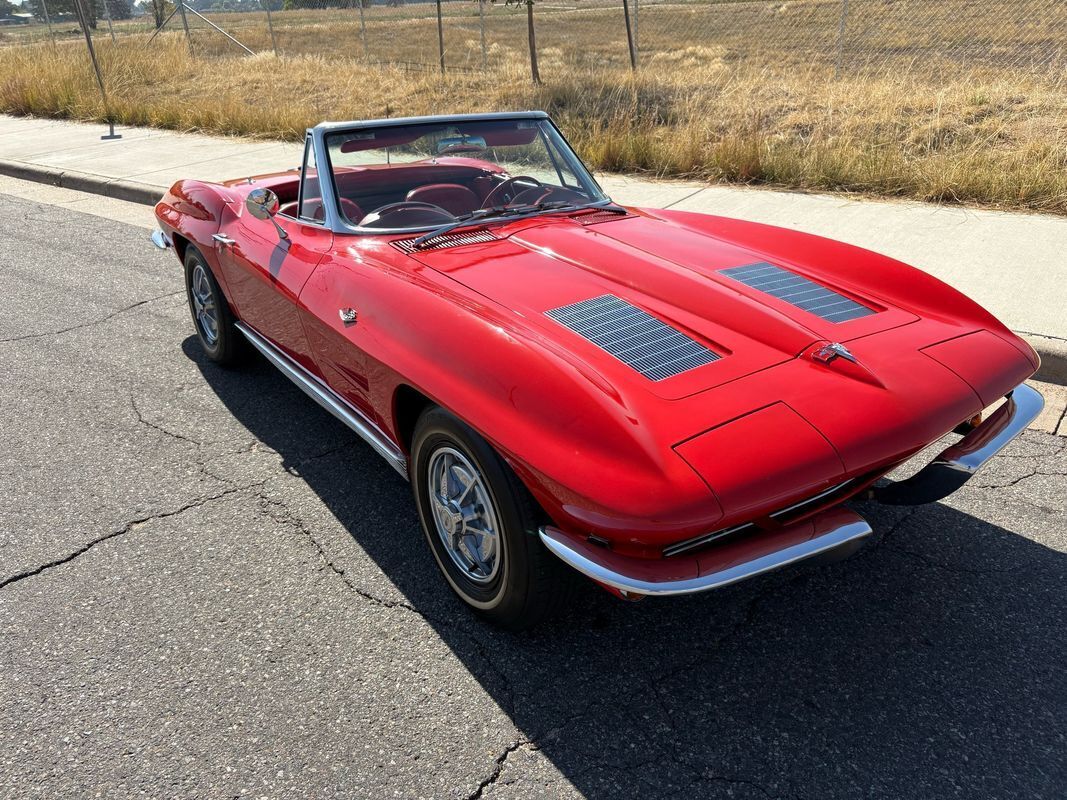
[
  {"left": 575, "top": 210, "right": 631, "bottom": 225},
  {"left": 546, "top": 295, "right": 720, "bottom": 381},
  {"left": 719, "top": 262, "right": 875, "bottom": 323},
  {"left": 393, "top": 228, "right": 499, "bottom": 254}
]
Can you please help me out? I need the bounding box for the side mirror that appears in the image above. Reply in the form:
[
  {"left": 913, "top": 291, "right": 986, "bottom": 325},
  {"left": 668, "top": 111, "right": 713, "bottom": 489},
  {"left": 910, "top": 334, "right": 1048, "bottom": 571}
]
[{"left": 245, "top": 187, "right": 288, "bottom": 240}]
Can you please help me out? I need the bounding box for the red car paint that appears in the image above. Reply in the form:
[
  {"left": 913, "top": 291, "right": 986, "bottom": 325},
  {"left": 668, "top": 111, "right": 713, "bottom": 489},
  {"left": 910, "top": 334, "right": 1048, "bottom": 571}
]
[{"left": 154, "top": 160, "right": 1038, "bottom": 567}]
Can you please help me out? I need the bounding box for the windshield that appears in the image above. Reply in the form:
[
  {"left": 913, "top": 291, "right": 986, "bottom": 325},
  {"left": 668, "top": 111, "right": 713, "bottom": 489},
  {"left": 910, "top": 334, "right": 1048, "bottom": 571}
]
[{"left": 322, "top": 118, "right": 608, "bottom": 231}]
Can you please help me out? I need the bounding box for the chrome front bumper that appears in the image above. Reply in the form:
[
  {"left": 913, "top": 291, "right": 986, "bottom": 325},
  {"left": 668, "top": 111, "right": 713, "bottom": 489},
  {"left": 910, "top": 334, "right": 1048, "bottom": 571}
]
[
  {"left": 539, "top": 382, "right": 1042, "bottom": 598},
  {"left": 539, "top": 507, "right": 873, "bottom": 597},
  {"left": 873, "top": 382, "right": 1043, "bottom": 505}
]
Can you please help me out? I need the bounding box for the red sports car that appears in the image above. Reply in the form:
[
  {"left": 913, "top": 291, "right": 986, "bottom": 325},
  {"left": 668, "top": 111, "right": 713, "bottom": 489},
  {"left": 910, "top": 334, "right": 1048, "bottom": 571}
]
[{"left": 152, "top": 112, "right": 1043, "bottom": 628}]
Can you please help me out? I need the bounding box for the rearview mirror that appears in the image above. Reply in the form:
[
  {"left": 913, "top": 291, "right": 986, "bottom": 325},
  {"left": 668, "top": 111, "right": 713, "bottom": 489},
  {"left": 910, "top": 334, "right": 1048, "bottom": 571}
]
[
  {"left": 245, "top": 187, "right": 288, "bottom": 240},
  {"left": 436, "top": 135, "right": 487, "bottom": 155}
]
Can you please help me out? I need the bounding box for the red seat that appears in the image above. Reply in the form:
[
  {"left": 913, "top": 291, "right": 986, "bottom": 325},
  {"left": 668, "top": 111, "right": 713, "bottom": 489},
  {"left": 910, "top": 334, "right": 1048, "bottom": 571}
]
[
  {"left": 405, "top": 183, "right": 480, "bottom": 216},
  {"left": 278, "top": 197, "right": 363, "bottom": 224}
]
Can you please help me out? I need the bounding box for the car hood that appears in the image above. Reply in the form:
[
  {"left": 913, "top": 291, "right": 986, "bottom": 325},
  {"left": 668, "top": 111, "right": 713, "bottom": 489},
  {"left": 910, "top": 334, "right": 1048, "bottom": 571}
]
[{"left": 406, "top": 212, "right": 917, "bottom": 400}]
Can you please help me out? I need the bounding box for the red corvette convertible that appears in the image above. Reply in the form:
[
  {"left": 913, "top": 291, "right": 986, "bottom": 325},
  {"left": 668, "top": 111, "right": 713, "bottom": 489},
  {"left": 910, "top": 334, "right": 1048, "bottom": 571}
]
[{"left": 152, "top": 112, "right": 1043, "bottom": 628}]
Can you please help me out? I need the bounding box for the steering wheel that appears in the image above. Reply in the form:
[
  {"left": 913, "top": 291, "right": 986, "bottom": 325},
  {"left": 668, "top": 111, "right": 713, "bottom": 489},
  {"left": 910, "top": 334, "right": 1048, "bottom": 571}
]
[
  {"left": 359, "top": 201, "right": 454, "bottom": 227},
  {"left": 480, "top": 175, "right": 544, "bottom": 209}
]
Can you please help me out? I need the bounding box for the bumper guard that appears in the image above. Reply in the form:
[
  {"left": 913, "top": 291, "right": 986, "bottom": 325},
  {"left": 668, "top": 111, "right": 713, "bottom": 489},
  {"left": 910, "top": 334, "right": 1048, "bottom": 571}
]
[{"left": 873, "top": 382, "right": 1043, "bottom": 505}]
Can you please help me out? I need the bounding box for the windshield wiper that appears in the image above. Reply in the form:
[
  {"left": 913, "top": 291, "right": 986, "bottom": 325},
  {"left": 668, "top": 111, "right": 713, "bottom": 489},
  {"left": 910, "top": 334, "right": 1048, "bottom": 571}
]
[{"left": 409, "top": 199, "right": 619, "bottom": 250}]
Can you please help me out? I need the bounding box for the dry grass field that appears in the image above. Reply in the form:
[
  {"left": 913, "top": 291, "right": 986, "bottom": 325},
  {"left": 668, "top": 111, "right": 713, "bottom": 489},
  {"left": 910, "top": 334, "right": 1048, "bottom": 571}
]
[{"left": 1, "top": 0, "right": 1065, "bottom": 212}]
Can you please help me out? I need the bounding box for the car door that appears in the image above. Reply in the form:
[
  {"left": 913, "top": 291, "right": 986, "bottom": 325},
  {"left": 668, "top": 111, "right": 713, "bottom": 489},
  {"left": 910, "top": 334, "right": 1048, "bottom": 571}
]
[
  {"left": 298, "top": 246, "right": 379, "bottom": 419},
  {"left": 215, "top": 140, "right": 332, "bottom": 374}
]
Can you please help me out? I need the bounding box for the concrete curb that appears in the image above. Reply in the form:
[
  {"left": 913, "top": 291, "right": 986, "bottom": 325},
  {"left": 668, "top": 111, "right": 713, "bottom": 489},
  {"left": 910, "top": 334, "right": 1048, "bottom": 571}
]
[
  {"left": 3, "top": 156, "right": 1065, "bottom": 386},
  {"left": 0, "top": 158, "right": 163, "bottom": 207},
  {"left": 1022, "top": 333, "right": 1067, "bottom": 386}
]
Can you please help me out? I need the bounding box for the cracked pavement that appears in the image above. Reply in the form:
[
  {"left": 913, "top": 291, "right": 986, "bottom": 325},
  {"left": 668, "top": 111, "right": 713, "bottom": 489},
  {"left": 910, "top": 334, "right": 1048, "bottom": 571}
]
[{"left": 1, "top": 190, "right": 1065, "bottom": 798}]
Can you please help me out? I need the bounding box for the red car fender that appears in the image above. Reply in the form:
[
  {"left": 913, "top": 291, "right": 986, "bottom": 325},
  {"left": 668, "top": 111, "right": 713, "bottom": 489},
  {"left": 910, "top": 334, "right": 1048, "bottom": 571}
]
[
  {"left": 649, "top": 208, "right": 1038, "bottom": 369},
  {"left": 297, "top": 245, "right": 724, "bottom": 553},
  {"left": 155, "top": 180, "right": 240, "bottom": 310}
]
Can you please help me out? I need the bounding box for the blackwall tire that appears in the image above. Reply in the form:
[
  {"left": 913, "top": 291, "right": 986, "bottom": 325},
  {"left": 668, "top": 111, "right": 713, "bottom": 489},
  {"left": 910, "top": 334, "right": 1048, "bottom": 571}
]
[
  {"left": 411, "top": 406, "right": 572, "bottom": 630},
  {"left": 184, "top": 246, "right": 246, "bottom": 367}
]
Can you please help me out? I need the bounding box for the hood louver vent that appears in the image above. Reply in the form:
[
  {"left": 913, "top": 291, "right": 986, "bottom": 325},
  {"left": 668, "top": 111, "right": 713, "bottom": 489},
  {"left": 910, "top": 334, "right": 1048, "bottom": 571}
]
[
  {"left": 719, "top": 262, "right": 875, "bottom": 323},
  {"left": 575, "top": 210, "right": 631, "bottom": 225},
  {"left": 546, "top": 295, "right": 720, "bottom": 381},
  {"left": 393, "top": 229, "right": 499, "bottom": 254}
]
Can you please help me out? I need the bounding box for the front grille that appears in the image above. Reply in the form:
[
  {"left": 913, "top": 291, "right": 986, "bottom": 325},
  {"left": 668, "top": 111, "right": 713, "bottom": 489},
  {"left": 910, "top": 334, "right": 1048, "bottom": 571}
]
[
  {"left": 719, "top": 262, "right": 875, "bottom": 323},
  {"left": 392, "top": 228, "right": 499, "bottom": 253},
  {"left": 546, "top": 294, "right": 719, "bottom": 381}
]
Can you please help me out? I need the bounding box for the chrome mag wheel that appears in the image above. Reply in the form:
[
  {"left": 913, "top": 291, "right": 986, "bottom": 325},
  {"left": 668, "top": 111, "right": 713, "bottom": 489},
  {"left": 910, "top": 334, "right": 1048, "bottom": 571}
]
[
  {"left": 427, "top": 446, "right": 502, "bottom": 584},
  {"left": 190, "top": 263, "right": 219, "bottom": 346}
]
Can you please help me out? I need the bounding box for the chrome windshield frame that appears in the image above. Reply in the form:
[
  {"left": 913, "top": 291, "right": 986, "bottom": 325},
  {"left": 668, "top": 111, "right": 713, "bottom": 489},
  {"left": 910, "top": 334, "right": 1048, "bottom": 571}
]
[{"left": 309, "top": 111, "right": 611, "bottom": 237}]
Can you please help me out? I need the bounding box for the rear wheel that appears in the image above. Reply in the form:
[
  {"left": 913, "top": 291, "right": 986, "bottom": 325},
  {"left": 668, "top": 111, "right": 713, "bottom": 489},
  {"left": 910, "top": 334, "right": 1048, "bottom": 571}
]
[
  {"left": 184, "top": 246, "right": 245, "bottom": 366},
  {"left": 411, "top": 406, "right": 572, "bottom": 630}
]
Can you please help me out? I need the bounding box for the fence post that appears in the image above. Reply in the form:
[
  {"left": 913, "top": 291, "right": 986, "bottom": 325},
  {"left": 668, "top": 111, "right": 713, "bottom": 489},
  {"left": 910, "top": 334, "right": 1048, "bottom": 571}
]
[
  {"left": 436, "top": 0, "right": 445, "bottom": 73},
  {"left": 176, "top": 0, "right": 192, "bottom": 43},
  {"left": 622, "top": 0, "right": 636, "bottom": 70},
  {"left": 358, "top": 0, "right": 368, "bottom": 59},
  {"left": 263, "top": 0, "right": 278, "bottom": 56},
  {"left": 834, "top": 0, "right": 849, "bottom": 78},
  {"left": 40, "top": 0, "right": 56, "bottom": 45},
  {"left": 632, "top": 0, "right": 638, "bottom": 56},
  {"left": 72, "top": 0, "right": 121, "bottom": 139},
  {"left": 100, "top": 0, "right": 116, "bottom": 42},
  {"left": 478, "top": 0, "right": 487, "bottom": 71},
  {"left": 526, "top": 0, "right": 539, "bottom": 83}
]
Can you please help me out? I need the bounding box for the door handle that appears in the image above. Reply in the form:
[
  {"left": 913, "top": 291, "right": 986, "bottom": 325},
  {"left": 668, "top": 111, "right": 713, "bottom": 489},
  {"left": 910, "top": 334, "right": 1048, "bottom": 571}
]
[{"left": 212, "top": 233, "right": 236, "bottom": 247}]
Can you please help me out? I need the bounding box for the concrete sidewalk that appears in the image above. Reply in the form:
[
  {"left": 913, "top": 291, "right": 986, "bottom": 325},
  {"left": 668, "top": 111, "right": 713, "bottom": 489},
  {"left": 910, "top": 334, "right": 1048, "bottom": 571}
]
[{"left": 2, "top": 114, "right": 1064, "bottom": 379}]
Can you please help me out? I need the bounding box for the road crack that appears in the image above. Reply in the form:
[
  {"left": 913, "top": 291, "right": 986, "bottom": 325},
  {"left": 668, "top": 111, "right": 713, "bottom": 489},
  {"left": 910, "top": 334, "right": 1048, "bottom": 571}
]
[
  {"left": 130, "top": 394, "right": 202, "bottom": 448},
  {"left": 0, "top": 290, "right": 182, "bottom": 344},
  {"left": 0, "top": 483, "right": 256, "bottom": 589},
  {"left": 464, "top": 738, "right": 532, "bottom": 800},
  {"left": 249, "top": 486, "right": 517, "bottom": 717}
]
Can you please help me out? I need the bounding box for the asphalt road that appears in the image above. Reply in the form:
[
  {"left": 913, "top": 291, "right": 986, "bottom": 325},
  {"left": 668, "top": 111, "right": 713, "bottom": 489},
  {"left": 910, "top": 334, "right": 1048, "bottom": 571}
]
[{"left": 1, "top": 191, "right": 1065, "bottom": 799}]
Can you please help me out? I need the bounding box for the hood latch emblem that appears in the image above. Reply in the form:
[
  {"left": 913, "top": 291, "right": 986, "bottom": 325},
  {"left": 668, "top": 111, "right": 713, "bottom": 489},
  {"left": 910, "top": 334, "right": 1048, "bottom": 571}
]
[{"left": 813, "top": 342, "right": 858, "bottom": 365}]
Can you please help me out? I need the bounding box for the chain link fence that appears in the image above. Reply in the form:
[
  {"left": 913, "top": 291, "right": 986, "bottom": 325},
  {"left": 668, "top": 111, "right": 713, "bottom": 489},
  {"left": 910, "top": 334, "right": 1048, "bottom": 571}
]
[{"left": 3, "top": 0, "right": 1065, "bottom": 79}]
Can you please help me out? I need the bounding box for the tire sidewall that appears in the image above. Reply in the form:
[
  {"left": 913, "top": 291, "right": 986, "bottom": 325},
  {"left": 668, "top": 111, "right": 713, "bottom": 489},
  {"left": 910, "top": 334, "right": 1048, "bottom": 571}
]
[
  {"left": 184, "top": 247, "right": 228, "bottom": 362},
  {"left": 412, "top": 411, "right": 533, "bottom": 616}
]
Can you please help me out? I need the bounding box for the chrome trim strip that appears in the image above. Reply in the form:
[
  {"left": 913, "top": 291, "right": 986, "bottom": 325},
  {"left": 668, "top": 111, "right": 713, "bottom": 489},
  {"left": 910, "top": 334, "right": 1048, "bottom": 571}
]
[
  {"left": 539, "top": 517, "right": 873, "bottom": 597},
  {"left": 663, "top": 478, "right": 855, "bottom": 558},
  {"left": 235, "top": 322, "right": 408, "bottom": 478},
  {"left": 662, "top": 522, "right": 754, "bottom": 559},
  {"left": 770, "top": 479, "right": 856, "bottom": 518},
  {"left": 151, "top": 230, "right": 171, "bottom": 249},
  {"left": 875, "top": 382, "right": 1043, "bottom": 505}
]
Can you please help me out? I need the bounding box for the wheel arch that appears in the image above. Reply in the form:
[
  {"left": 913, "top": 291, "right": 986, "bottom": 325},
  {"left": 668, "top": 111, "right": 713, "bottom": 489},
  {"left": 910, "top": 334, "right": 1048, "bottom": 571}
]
[{"left": 393, "top": 383, "right": 434, "bottom": 456}]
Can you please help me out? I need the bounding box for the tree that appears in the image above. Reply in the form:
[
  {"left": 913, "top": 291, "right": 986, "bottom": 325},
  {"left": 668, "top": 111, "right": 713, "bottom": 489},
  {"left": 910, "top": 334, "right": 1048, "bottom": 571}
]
[
  {"left": 106, "top": 0, "right": 132, "bottom": 19},
  {"left": 144, "top": 0, "right": 171, "bottom": 27},
  {"left": 0, "top": 0, "right": 17, "bottom": 16},
  {"left": 26, "top": 0, "right": 97, "bottom": 28}
]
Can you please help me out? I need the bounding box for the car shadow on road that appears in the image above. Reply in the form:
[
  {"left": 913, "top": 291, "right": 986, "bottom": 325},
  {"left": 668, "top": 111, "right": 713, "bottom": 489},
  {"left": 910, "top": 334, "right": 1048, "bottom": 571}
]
[{"left": 187, "top": 339, "right": 1067, "bottom": 799}]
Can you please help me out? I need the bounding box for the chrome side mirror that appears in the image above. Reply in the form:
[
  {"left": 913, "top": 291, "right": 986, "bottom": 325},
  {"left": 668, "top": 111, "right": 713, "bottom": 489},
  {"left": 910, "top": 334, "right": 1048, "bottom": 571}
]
[{"left": 245, "top": 187, "right": 288, "bottom": 240}]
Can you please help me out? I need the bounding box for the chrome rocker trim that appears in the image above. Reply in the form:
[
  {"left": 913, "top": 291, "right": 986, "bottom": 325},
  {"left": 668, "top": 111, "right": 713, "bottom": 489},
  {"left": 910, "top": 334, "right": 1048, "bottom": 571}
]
[
  {"left": 538, "top": 513, "right": 873, "bottom": 597},
  {"left": 235, "top": 322, "right": 409, "bottom": 478},
  {"left": 874, "top": 381, "right": 1043, "bottom": 505}
]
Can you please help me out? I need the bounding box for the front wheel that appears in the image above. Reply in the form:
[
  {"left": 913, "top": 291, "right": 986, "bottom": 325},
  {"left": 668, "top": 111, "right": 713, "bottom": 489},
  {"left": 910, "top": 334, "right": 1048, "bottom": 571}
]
[
  {"left": 184, "top": 246, "right": 246, "bottom": 366},
  {"left": 411, "top": 407, "right": 572, "bottom": 630}
]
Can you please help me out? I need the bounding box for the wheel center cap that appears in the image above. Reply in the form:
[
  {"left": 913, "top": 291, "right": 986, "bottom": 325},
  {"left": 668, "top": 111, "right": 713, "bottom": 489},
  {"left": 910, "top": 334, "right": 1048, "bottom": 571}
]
[{"left": 442, "top": 504, "right": 463, "bottom": 536}]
